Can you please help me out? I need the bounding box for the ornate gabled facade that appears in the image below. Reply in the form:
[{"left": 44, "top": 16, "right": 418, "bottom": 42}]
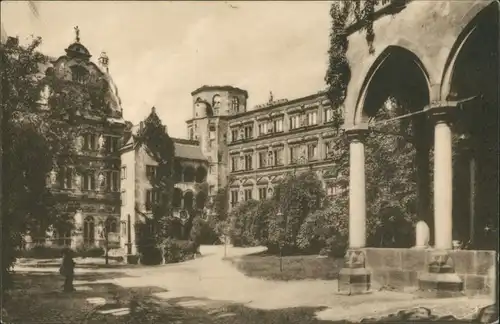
[
  {"left": 120, "top": 108, "right": 209, "bottom": 255},
  {"left": 41, "top": 28, "right": 126, "bottom": 249}
]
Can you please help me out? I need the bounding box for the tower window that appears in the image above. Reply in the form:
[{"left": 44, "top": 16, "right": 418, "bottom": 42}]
[
  {"left": 231, "top": 97, "right": 239, "bottom": 113},
  {"left": 70, "top": 65, "right": 88, "bottom": 84}
]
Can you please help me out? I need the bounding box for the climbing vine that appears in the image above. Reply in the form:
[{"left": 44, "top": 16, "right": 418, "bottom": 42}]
[
  {"left": 325, "top": 0, "right": 407, "bottom": 110},
  {"left": 135, "top": 110, "right": 176, "bottom": 251}
]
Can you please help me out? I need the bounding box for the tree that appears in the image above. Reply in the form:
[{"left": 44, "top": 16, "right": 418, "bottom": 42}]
[
  {"left": 1, "top": 36, "right": 114, "bottom": 294},
  {"left": 134, "top": 110, "right": 176, "bottom": 263}
]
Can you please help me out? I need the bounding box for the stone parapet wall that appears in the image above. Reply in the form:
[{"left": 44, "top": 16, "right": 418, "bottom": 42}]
[{"left": 364, "top": 248, "right": 497, "bottom": 296}]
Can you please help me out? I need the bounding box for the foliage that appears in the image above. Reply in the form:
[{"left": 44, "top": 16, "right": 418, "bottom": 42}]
[
  {"left": 228, "top": 200, "right": 261, "bottom": 247},
  {"left": 15, "top": 245, "right": 104, "bottom": 259},
  {"left": 266, "top": 171, "right": 326, "bottom": 254},
  {"left": 1, "top": 36, "right": 114, "bottom": 294},
  {"left": 189, "top": 217, "right": 221, "bottom": 245},
  {"left": 161, "top": 238, "right": 196, "bottom": 264},
  {"left": 134, "top": 111, "right": 177, "bottom": 262},
  {"left": 325, "top": 1, "right": 406, "bottom": 109}
]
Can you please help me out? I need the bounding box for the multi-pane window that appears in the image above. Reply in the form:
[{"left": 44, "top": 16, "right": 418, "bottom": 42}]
[
  {"left": 231, "top": 156, "right": 238, "bottom": 172},
  {"left": 121, "top": 166, "right": 127, "bottom": 180},
  {"left": 258, "top": 187, "right": 267, "bottom": 200},
  {"left": 244, "top": 125, "right": 253, "bottom": 139},
  {"left": 231, "top": 129, "right": 238, "bottom": 142},
  {"left": 105, "top": 136, "right": 119, "bottom": 153},
  {"left": 290, "top": 146, "right": 299, "bottom": 163},
  {"left": 146, "top": 165, "right": 158, "bottom": 181},
  {"left": 121, "top": 190, "right": 126, "bottom": 206},
  {"left": 232, "top": 97, "right": 240, "bottom": 113},
  {"left": 324, "top": 108, "right": 334, "bottom": 123},
  {"left": 307, "top": 143, "right": 318, "bottom": 160},
  {"left": 244, "top": 189, "right": 252, "bottom": 201},
  {"left": 145, "top": 189, "right": 161, "bottom": 211},
  {"left": 106, "top": 170, "right": 120, "bottom": 192},
  {"left": 83, "top": 134, "right": 97, "bottom": 150},
  {"left": 244, "top": 154, "right": 253, "bottom": 171},
  {"left": 273, "top": 119, "right": 283, "bottom": 132},
  {"left": 275, "top": 148, "right": 284, "bottom": 166},
  {"left": 71, "top": 66, "right": 88, "bottom": 84},
  {"left": 230, "top": 190, "right": 239, "bottom": 207},
  {"left": 59, "top": 167, "right": 73, "bottom": 189},
  {"left": 289, "top": 115, "right": 300, "bottom": 129},
  {"left": 306, "top": 111, "right": 318, "bottom": 126},
  {"left": 83, "top": 172, "right": 96, "bottom": 191},
  {"left": 326, "top": 184, "right": 338, "bottom": 197},
  {"left": 258, "top": 151, "right": 267, "bottom": 168},
  {"left": 324, "top": 141, "right": 332, "bottom": 159},
  {"left": 258, "top": 123, "right": 268, "bottom": 136}
]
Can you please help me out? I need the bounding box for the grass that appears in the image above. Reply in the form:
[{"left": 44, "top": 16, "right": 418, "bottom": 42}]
[{"left": 227, "top": 251, "right": 344, "bottom": 281}]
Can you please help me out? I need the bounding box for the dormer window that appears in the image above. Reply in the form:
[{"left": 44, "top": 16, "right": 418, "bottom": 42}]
[{"left": 71, "top": 65, "right": 88, "bottom": 84}]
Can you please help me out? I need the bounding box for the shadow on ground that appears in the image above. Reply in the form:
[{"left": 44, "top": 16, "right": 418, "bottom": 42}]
[{"left": 3, "top": 272, "right": 496, "bottom": 324}]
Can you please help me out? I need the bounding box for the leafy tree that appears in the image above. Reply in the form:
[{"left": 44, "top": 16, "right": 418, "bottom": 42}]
[
  {"left": 228, "top": 199, "right": 260, "bottom": 247},
  {"left": 134, "top": 110, "right": 176, "bottom": 263},
  {"left": 1, "top": 36, "right": 114, "bottom": 294}
]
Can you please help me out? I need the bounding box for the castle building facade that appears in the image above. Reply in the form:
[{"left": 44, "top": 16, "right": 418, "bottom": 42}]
[
  {"left": 38, "top": 32, "right": 126, "bottom": 249},
  {"left": 185, "top": 86, "right": 341, "bottom": 210}
]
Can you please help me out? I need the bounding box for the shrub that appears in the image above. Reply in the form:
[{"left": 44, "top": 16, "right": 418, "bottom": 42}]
[
  {"left": 16, "top": 245, "right": 66, "bottom": 259},
  {"left": 161, "top": 238, "right": 196, "bottom": 263},
  {"left": 190, "top": 217, "right": 220, "bottom": 245},
  {"left": 75, "top": 246, "right": 104, "bottom": 258},
  {"left": 228, "top": 200, "right": 260, "bottom": 247},
  {"left": 138, "top": 245, "right": 163, "bottom": 265}
]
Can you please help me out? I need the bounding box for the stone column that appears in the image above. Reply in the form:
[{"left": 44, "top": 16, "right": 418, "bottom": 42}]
[
  {"left": 348, "top": 129, "right": 368, "bottom": 249},
  {"left": 418, "top": 106, "right": 463, "bottom": 297},
  {"left": 338, "top": 125, "right": 370, "bottom": 295},
  {"left": 432, "top": 112, "right": 453, "bottom": 250}
]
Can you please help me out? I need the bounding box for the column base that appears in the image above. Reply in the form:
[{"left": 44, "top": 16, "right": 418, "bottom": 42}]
[
  {"left": 417, "top": 250, "right": 464, "bottom": 298},
  {"left": 337, "top": 249, "right": 371, "bottom": 295}
]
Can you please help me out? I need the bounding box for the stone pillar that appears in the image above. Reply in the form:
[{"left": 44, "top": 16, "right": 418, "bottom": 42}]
[
  {"left": 338, "top": 125, "right": 371, "bottom": 295},
  {"left": 418, "top": 107, "right": 463, "bottom": 297}
]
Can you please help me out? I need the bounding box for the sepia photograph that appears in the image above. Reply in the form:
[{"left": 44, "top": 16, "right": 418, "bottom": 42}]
[{"left": 1, "top": 1, "right": 498, "bottom": 323}]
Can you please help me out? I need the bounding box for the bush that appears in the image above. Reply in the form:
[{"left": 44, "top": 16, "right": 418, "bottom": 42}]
[
  {"left": 75, "top": 246, "right": 104, "bottom": 258},
  {"left": 162, "top": 238, "right": 196, "bottom": 263},
  {"left": 228, "top": 200, "right": 261, "bottom": 247},
  {"left": 16, "top": 245, "right": 66, "bottom": 259},
  {"left": 190, "top": 217, "right": 220, "bottom": 245},
  {"left": 138, "top": 245, "right": 163, "bottom": 265}
]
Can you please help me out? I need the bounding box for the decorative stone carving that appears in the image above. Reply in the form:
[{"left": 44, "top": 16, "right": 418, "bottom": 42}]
[
  {"left": 344, "top": 249, "right": 366, "bottom": 269},
  {"left": 74, "top": 174, "right": 81, "bottom": 188},
  {"left": 50, "top": 170, "right": 57, "bottom": 185},
  {"left": 98, "top": 134, "right": 105, "bottom": 150},
  {"left": 98, "top": 173, "right": 105, "bottom": 188},
  {"left": 427, "top": 250, "right": 454, "bottom": 273}
]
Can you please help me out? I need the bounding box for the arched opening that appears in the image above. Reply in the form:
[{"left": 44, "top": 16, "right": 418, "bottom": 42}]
[
  {"left": 183, "top": 166, "right": 195, "bottom": 183},
  {"left": 358, "top": 46, "right": 432, "bottom": 248},
  {"left": 105, "top": 217, "right": 117, "bottom": 233},
  {"left": 174, "top": 160, "right": 183, "bottom": 182},
  {"left": 195, "top": 166, "right": 207, "bottom": 183},
  {"left": 184, "top": 191, "right": 194, "bottom": 210},
  {"left": 196, "top": 191, "right": 207, "bottom": 210},
  {"left": 212, "top": 94, "right": 221, "bottom": 115},
  {"left": 173, "top": 188, "right": 183, "bottom": 208},
  {"left": 446, "top": 3, "right": 498, "bottom": 250},
  {"left": 83, "top": 216, "right": 95, "bottom": 246}
]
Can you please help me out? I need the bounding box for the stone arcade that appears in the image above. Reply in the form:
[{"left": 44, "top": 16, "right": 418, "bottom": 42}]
[{"left": 338, "top": 0, "right": 498, "bottom": 297}]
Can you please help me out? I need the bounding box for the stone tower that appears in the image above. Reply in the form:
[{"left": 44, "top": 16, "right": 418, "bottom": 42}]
[{"left": 187, "top": 85, "right": 248, "bottom": 195}]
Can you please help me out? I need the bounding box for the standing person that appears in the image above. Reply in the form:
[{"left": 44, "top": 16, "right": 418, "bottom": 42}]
[{"left": 60, "top": 249, "right": 75, "bottom": 292}]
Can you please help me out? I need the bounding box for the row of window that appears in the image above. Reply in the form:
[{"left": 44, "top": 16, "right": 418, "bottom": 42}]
[
  {"left": 230, "top": 108, "right": 334, "bottom": 143},
  {"left": 58, "top": 168, "right": 120, "bottom": 191},
  {"left": 82, "top": 134, "right": 120, "bottom": 153},
  {"left": 230, "top": 140, "right": 338, "bottom": 172},
  {"left": 229, "top": 184, "right": 340, "bottom": 207}
]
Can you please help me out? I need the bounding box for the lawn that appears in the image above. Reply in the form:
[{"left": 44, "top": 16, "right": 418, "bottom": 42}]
[{"left": 227, "top": 251, "right": 344, "bottom": 281}]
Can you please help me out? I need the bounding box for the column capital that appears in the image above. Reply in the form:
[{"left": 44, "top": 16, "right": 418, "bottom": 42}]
[
  {"left": 425, "top": 102, "right": 457, "bottom": 125},
  {"left": 343, "top": 124, "right": 369, "bottom": 143}
]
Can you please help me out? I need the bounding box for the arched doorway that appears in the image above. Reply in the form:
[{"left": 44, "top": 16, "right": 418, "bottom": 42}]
[
  {"left": 195, "top": 166, "right": 207, "bottom": 183},
  {"left": 173, "top": 188, "right": 183, "bottom": 208},
  {"left": 446, "top": 3, "right": 499, "bottom": 250},
  {"left": 184, "top": 166, "right": 195, "bottom": 183},
  {"left": 184, "top": 191, "right": 194, "bottom": 210},
  {"left": 83, "top": 216, "right": 95, "bottom": 246},
  {"left": 358, "top": 45, "right": 432, "bottom": 248}
]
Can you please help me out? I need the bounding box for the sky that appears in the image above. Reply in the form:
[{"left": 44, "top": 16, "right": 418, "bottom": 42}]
[{"left": 1, "top": 1, "right": 332, "bottom": 138}]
